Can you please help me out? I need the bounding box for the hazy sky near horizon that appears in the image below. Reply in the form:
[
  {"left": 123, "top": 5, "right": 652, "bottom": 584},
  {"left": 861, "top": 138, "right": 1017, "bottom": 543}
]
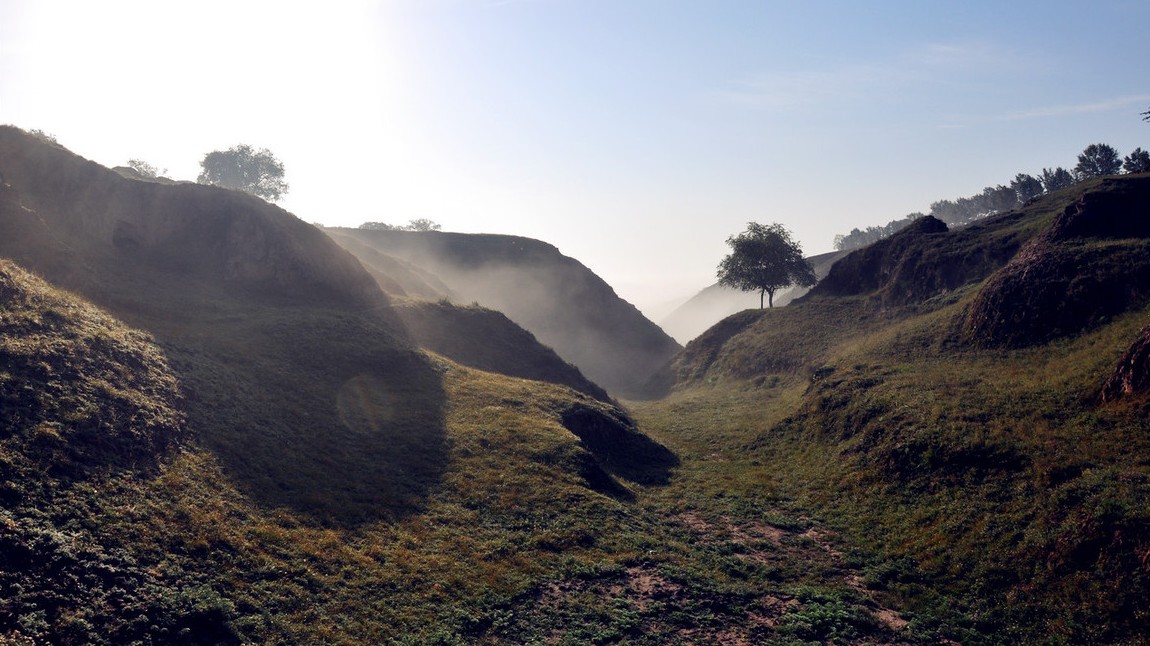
[{"left": 2, "top": 0, "right": 1149, "bottom": 316}]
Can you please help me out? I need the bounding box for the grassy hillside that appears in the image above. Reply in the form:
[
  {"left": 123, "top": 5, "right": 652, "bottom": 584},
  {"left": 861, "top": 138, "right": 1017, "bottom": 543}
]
[
  {"left": 0, "top": 256, "right": 903, "bottom": 643},
  {"left": 636, "top": 174, "right": 1150, "bottom": 644},
  {"left": 4, "top": 126, "right": 836, "bottom": 644},
  {"left": 326, "top": 228, "right": 682, "bottom": 397},
  {"left": 0, "top": 259, "right": 226, "bottom": 643},
  {"left": 0, "top": 126, "right": 947, "bottom": 644},
  {"left": 8, "top": 121, "right": 1150, "bottom": 642}
]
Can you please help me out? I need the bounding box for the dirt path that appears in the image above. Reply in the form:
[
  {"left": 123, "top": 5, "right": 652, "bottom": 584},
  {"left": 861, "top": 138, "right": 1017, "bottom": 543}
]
[{"left": 494, "top": 505, "right": 925, "bottom": 645}]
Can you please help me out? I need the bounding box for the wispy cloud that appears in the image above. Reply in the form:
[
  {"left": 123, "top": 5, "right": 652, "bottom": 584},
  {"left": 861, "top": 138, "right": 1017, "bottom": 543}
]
[
  {"left": 935, "top": 94, "right": 1150, "bottom": 129},
  {"left": 986, "top": 95, "right": 1150, "bottom": 122},
  {"left": 712, "top": 64, "right": 893, "bottom": 110},
  {"left": 711, "top": 41, "right": 1032, "bottom": 112}
]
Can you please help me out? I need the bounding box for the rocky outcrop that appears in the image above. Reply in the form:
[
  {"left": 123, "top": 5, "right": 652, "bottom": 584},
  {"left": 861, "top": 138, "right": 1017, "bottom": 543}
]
[
  {"left": 964, "top": 177, "right": 1150, "bottom": 347},
  {"left": 813, "top": 215, "right": 1025, "bottom": 308},
  {"left": 1100, "top": 324, "right": 1150, "bottom": 402}
]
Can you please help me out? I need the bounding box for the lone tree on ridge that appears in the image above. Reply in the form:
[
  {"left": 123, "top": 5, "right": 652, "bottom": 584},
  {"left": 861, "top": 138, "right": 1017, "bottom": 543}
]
[
  {"left": 198, "top": 144, "right": 289, "bottom": 202},
  {"left": 717, "top": 222, "right": 817, "bottom": 309}
]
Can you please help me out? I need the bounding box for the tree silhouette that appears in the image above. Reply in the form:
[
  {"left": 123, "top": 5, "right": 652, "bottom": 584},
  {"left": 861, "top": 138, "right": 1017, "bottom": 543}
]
[
  {"left": 1074, "top": 143, "right": 1122, "bottom": 180},
  {"left": 1123, "top": 148, "right": 1150, "bottom": 174},
  {"left": 1040, "top": 167, "right": 1075, "bottom": 193},
  {"left": 127, "top": 159, "right": 165, "bottom": 179},
  {"left": 1010, "top": 173, "right": 1044, "bottom": 205},
  {"left": 718, "top": 222, "right": 816, "bottom": 309},
  {"left": 198, "top": 144, "right": 289, "bottom": 202}
]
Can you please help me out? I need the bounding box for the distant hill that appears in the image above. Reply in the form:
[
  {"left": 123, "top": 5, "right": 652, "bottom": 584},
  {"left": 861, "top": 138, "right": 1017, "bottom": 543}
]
[
  {"left": 659, "top": 249, "right": 847, "bottom": 344},
  {"left": 326, "top": 228, "right": 683, "bottom": 396}
]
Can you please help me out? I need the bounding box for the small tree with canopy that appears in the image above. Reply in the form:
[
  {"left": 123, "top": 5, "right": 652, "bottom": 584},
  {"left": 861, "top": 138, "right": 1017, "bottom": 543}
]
[
  {"left": 717, "top": 222, "right": 817, "bottom": 309},
  {"left": 198, "top": 144, "right": 289, "bottom": 202},
  {"left": 1074, "top": 143, "right": 1122, "bottom": 179},
  {"left": 1010, "top": 173, "right": 1044, "bottom": 205},
  {"left": 1123, "top": 147, "right": 1150, "bottom": 174},
  {"left": 1040, "top": 167, "right": 1075, "bottom": 193}
]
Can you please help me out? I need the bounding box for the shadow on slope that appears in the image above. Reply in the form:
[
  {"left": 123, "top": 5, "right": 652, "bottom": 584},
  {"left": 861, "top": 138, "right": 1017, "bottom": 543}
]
[
  {"left": 0, "top": 127, "right": 449, "bottom": 526},
  {"left": 165, "top": 309, "right": 449, "bottom": 525},
  {"left": 395, "top": 300, "right": 613, "bottom": 402},
  {"left": 559, "top": 403, "right": 679, "bottom": 487}
]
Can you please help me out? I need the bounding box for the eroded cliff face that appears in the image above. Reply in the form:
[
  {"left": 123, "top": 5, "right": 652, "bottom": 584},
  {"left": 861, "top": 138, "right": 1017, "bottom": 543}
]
[
  {"left": 963, "top": 176, "right": 1150, "bottom": 347},
  {"left": 1101, "top": 324, "right": 1150, "bottom": 403}
]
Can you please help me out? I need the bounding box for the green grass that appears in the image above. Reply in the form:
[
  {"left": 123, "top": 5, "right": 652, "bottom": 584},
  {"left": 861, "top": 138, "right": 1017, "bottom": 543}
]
[
  {"left": 7, "top": 129, "right": 1150, "bottom": 643},
  {"left": 629, "top": 177, "right": 1150, "bottom": 644},
  {"left": 0, "top": 254, "right": 914, "bottom": 643}
]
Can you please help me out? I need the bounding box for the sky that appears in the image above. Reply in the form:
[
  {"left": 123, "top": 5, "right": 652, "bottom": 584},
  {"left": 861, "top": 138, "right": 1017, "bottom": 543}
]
[{"left": 2, "top": 0, "right": 1149, "bottom": 318}]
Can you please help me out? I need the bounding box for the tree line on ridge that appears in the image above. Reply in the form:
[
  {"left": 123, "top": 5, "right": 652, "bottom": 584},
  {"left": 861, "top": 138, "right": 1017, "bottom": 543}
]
[{"left": 834, "top": 141, "right": 1150, "bottom": 251}]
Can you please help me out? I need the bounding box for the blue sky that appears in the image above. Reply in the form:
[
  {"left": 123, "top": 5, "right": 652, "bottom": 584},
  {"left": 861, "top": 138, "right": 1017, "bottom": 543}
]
[{"left": 2, "top": 0, "right": 1148, "bottom": 315}]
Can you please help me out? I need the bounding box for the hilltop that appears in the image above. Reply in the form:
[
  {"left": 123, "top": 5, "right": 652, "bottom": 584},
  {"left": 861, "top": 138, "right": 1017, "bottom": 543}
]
[
  {"left": 635, "top": 173, "right": 1150, "bottom": 643},
  {"left": 325, "top": 227, "right": 682, "bottom": 397}
]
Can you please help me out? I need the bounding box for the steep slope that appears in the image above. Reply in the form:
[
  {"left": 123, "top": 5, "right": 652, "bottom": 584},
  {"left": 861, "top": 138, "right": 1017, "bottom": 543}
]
[
  {"left": 394, "top": 300, "right": 611, "bottom": 401},
  {"left": 0, "top": 127, "right": 383, "bottom": 311},
  {"left": 963, "top": 175, "right": 1150, "bottom": 346},
  {"left": 636, "top": 174, "right": 1150, "bottom": 643},
  {"left": 0, "top": 126, "right": 433, "bottom": 523},
  {"left": 0, "top": 127, "right": 637, "bottom": 514},
  {"left": 326, "top": 228, "right": 682, "bottom": 396},
  {"left": 660, "top": 249, "right": 847, "bottom": 344},
  {"left": 0, "top": 259, "right": 242, "bottom": 644}
]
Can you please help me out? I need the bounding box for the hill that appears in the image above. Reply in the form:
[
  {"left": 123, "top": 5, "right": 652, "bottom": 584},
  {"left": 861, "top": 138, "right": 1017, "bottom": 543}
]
[
  {"left": 634, "top": 173, "right": 1150, "bottom": 643},
  {"left": 0, "top": 253, "right": 682, "bottom": 642},
  {"left": 11, "top": 121, "right": 1150, "bottom": 642},
  {"left": 325, "top": 227, "right": 682, "bottom": 396},
  {"left": 8, "top": 126, "right": 867, "bottom": 644},
  {"left": 659, "top": 249, "right": 847, "bottom": 344}
]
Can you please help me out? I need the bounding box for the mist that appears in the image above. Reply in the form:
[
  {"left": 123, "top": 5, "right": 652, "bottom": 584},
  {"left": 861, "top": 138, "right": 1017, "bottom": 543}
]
[{"left": 326, "top": 228, "right": 683, "bottom": 397}]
